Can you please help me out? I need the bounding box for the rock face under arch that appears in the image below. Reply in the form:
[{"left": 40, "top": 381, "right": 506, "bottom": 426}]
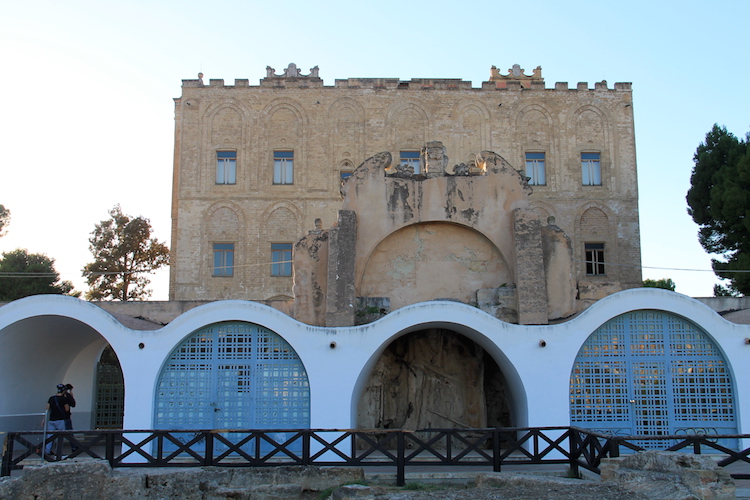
[{"left": 357, "top": 329, "right": 488, "bottom": 430}]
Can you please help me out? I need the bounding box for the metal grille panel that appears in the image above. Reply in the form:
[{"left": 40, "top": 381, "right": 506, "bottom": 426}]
[
  {"left": 94, "top": 359, "right": 124, "bottom": 429},
  {"left": 570, "top": 310, "right": 737, "bottom": 448},
  {"left": 155, "top": 322, "right": 310, "bottom": 432}
]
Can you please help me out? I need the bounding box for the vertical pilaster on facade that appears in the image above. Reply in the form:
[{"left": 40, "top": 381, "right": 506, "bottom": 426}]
[
  {"left": 513, "top": 208, "right": 549, "bottom": 325},
  {"left": 326, "top": 210, "right": 357, "bottom": 327}
]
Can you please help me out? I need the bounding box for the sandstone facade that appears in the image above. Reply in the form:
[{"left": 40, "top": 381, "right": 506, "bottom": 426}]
[{"left": 170, "top": 63, "right": 641, "bottom": 319}]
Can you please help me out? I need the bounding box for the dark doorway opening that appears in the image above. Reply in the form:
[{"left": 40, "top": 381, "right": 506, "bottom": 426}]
[{"left": 357, "top": 328, "right": 512, "bottom": 431}]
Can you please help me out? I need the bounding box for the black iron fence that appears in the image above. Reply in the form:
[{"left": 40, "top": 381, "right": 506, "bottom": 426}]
[{"left": 3, "top": 426, "right": 749, "bottom": 485}]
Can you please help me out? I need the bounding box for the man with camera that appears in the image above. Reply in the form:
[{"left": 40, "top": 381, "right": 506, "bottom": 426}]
[
  {"left": 44, "top": 384, "right": 70, "bottom": 460},
  {"left": 61, "top": 383, "right": 75, "bottom": 430}
]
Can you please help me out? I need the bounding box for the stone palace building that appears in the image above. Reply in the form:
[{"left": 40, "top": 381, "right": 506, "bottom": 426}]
[{"left": 0, "top": 64, "right": 747, "bottom": 452}]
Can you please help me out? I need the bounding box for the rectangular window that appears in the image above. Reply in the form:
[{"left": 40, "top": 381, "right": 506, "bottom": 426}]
[
  {"left": 525, "top": 152, "right": 546, "bottom": 185},
  {"left": 400, "top": 151, "right": 420, "bottom": 174},
  {"left": 585, "top": 243, "right": 605, "bottom": 276},
  {"left": 271, "top": 243, "right": 293, "bottom": 276},
  {"left": 582, "top": 152, "right": 601, "bottom": 186},
  {"left": 216, "top": 151, "right": 236, "bottom": 185},
  {"left": 273, "top": 151, "right": 294, "bottom": 185},
  {"left": 213, "top": 243, "right": 234, "bottom": 277}
]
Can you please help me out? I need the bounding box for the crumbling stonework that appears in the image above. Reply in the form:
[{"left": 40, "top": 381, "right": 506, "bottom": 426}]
[
  {"left": 541, "top": 224, "right": 576, "bottom": 320},
  {"left": 513, "top": 208, "right": 548, "bottom": 325},
  {"left": 476, "top": 285, "right": 518, "bottom": 323},
  {"left": 292, "top": 229, "right": 329, "bottom": 325},
  {"left": 0, "top": 461, "right": 364, "bottom": 500},
  {"left": 326, "top": 210, "right": 357, "bottom": 327},
  {"left": 292, "top": 143, "right": 605, "bottom": 326},
  {"left": 600, "top": 450, "right": 736, "bottom": 500},
  {"left": 339, "top": 147, "right": 533, "bottom": 322}
]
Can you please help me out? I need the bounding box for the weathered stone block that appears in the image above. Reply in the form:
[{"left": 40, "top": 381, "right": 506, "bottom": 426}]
[
  {"left": 541, "top": 224, "right": 575, "bottom": 319},
  {"left": 6, "top": 460, "right": 112, "bottom": 499},
  {"left": 293, "top": 230, "right": 330, "bottom": 326},
  {"left": 513, "top": 208, "right": 548, "bottom": 325},
  {"left": 331, "top": 483, "right": 385, "bottom": 499},
  {"left": 1, "top": 462, "right": 366, "bottom": 500},
  {"left": 600, "top": 451, "right": 736, "bottom": 500},
  {"left": 326, "top": 210, "right": 357, "bottom": 327}
]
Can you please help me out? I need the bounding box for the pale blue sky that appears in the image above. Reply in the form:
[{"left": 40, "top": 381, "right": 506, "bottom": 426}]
[{"left": 1, "top": 0, "right": 749, "bottom": 298}]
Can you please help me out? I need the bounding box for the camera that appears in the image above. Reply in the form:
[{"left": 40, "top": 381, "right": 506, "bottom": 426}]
[{"left": 65, "top": 384, "right": 73, "bottom": 391}]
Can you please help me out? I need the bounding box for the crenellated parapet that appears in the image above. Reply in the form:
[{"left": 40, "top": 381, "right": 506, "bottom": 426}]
[
  {"left": 334, "top": 78, "right": 474, "bottom": 90},
  {"left": 180, "top": 64, "right": 632, "bottom": 92}
]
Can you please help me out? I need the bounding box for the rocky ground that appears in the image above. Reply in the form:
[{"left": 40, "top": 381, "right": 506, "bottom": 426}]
[{"left": 325, "top": 477, "right": 651, "bottom": 500}]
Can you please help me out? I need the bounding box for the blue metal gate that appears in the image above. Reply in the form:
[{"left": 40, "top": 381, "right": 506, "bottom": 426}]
[
  {"left": 154, "top": 321, "right": 310, "bottom": 451},
  {"left": 570, "top": 310, "right": 737, "bottom": 448}
]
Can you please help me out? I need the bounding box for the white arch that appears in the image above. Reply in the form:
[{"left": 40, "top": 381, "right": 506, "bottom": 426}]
[{"left": 0, "top": 295, "right": 160, "bottom": 430}]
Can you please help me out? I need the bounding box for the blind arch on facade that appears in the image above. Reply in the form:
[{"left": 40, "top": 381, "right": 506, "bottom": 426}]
[{"left": 570, "top": 310, "right": 737, "bottom": 448}]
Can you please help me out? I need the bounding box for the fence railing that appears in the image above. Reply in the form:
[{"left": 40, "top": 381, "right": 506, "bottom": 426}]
[{"left": 3, "top": 426, "right": 749, "bottom": 485}]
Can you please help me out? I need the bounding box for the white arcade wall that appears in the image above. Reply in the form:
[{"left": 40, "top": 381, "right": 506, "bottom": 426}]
[{"left": 0, "top": 290, "right": 748, "bottom": 439}]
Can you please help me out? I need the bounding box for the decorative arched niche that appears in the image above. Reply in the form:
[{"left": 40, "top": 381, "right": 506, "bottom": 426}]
[{"left": 358, "top": 221, "right": 511, "bottom": 310}]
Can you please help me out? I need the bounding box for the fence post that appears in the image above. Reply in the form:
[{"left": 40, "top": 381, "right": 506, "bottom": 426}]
[
  {"left": 608, "top": 437, "right": 620, "bottom": 459},
  {"left": 205, "top": 431, "right": 213, "bottom": 467},
  {"left": 396, "top": 431, "right": 405, "bottom": 487},
  {"left": 492, "top": 428, "right": 501, "bottom": 472},
  {"left": 106, "top": 431, "right": 115, "bottom": 467},
  {"left": 1, "top": 433, "right": 13, "bottom": 477},
  {"left": 302, "top": 430, "right": 310, "bottom": 466},
  {"left": 568, "top": 429, "right": 580, "bottom": 478}
]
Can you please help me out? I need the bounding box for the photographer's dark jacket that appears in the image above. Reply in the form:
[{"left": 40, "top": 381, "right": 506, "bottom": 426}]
[{"left": 47, "top": 395, "right": 68, "bottom": 421}]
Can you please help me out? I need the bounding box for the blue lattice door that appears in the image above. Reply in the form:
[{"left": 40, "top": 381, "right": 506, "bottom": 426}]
[
  {"left": 570, "top": 311, "right": 737, "bottom": 448},
  {"left": 155, "top": 322, "right": 310, "bottom": 452}
]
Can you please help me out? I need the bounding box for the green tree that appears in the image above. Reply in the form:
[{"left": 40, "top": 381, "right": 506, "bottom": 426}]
[
  {"left": 0, "top": 204, "right": 10, "bottom": 237},
  {"left": 713, "top": 283, "right": 741, "bottom": 297},
  {"left": 686, "top": 124, "right": 750, "bottom": 296},
  {"left": 0, "top": 248, "right": 77, "bottom": 300},
  {"left": 82, "top": 205, "right": 170, "bottom": 301},
  {"left": 642, "top": 278, "right": 676, "bottom": 291}
]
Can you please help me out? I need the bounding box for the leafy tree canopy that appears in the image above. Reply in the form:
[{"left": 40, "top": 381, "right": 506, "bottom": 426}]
[
  {"left": 687, "top": 124, "right": 750, "bottom": 296},
  {"left": 82, "top": 205, "right": 169, "bottom": 301},
  {"left": 0, "top": 204, "right": 9, "bottom": 237},
  {"left": 642, "top": 278, "right": 676, "bottom": 291},
  {"left": 0, "top": 248, "right": 78, "bottom": 301}
]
